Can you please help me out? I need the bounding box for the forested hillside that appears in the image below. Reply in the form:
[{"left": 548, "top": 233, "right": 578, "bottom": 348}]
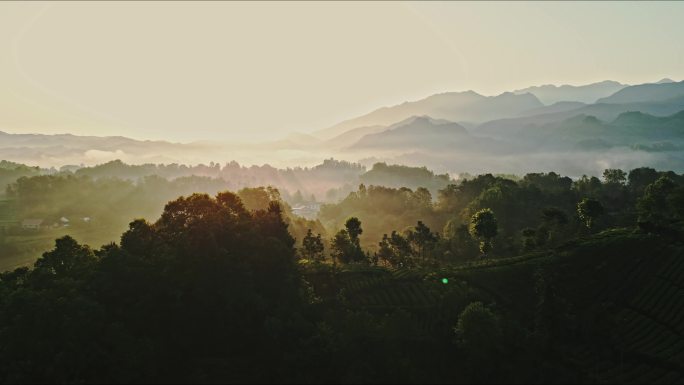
[{"left": 1, "top": 164, "right": 683, "bottom": 383}]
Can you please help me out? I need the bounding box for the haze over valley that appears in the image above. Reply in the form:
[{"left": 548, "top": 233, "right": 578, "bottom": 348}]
[{"left": 3, "top": 78, "right": 684, "bottom": 178}]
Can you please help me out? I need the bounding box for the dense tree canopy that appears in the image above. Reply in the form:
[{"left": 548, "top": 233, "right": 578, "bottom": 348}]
[
  {"left": 577, "top": 198, "right": 604, "bottom": 230},
  {"left": 0, "top": 191, "right": 305, "bottom": 383},
  {"left": 1, "top": 163, "right": 684, "bottom": 384},
  {"left": 468, "top": 209, "right": 499, "bottom": 254}
]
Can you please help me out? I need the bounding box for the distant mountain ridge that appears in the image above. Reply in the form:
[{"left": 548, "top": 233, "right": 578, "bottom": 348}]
[
  {"left": 597, "top": 80, "right": 684, "bottom": 104},
  {"left": 0, "top": 131, "right": 213, "bottom": 166},
  {"left": 349, "top": 115, "right": 507, "bottom": 154},
  {"left": 513, "top": 80, "right": 628, "bottom": 104},
  {"left": 515, "top": 101, "right": 587, "bottom": 117},
  {"left": 251, "top": 79, "right": 684, "bottom": 176},
  {"left": 314, "top": 91, "right": 543, "bottom": 140},
  {"left": 483, "top": 109, "right": 684, "bottom": 151},
  {"left": 0, "top": 131, "right": 179, "bottom": 149},
  {"left": 314, "top": 79, "right": 634, "bottom": 141},
  {"left": 477, "top": 93, "right": 684, "bottom": 139},
  {"left": 352, "top": 116, "right": 468, "bottom": 149},
  {"left": 3, "top": 78, "right": 684, "bottom": 176}
]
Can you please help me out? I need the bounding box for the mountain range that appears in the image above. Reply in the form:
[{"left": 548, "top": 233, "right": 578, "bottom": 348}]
[
  {"left": 346, "top": 116, "right": 519, "bottom": 158},
  {"left": 597, "top": 80, "right": 684, "bottom": 104},
  {"left": 314, "top": 91, "right": 544, "bottom": 140},
  {"left": 513, "top": 80, "right": 628, "bottom": 105},
  {"left": 0, "top": 131, "right": 215, "bottom": 167},
  {"left": 1, "top": 78, "right": 683, "bottom": 176},
  {"left": 314, "top": 79, "right": 684, "bottom": 175}
]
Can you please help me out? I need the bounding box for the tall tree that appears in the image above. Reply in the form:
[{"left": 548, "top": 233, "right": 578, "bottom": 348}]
[
  {"left": 331, "top": 229, "right": 353, "bottom": 264},
  {"left": 468, "top": 209, "right": 498, "bottom": 255},
  {"left": 301, "top": 229, "right": 325, "bottom": 262},
  {"left": 408, "top": 221, "right": 437, "bottom": 260},
  {"left": 577, "top": 198, "right": 604, "bottom": 231},
  {"left": 344, "top": 217, "right": 363, "bottom": 246},
  {"left": 330, "top": 218, "right": 366, "bottom": 264},
  {"left": 34, "top": 236, "right": 96, "bottom": 276},
  {"left": 377, "top": 234, "right": 396, "bottom": 267},
  {"left": 454, "top": 302, "right": 503, "bottom": 381},
  {"left": 603, "top": 169, "right": 627, "bottom": 185},
  {"left": 637, "top": 176, "right": 680, "bottom": 232}
]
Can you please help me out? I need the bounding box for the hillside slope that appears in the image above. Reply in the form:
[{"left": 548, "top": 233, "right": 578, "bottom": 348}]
[
  {"left": 315, "top": 91, "right": 543, "bottom": 140},
  {"left": 310, "top": 229, "right": 684, "bottom": 383},
  {"left": 449, "top": 229, "right": 684, "bottom": 384},
  {"left": 514, "top": 80, "right": 627, "bottom": 104},
  {"left": 349, "top": 116, "right": 508, "bottom": 154},
  {"left": 597, "top": 81, "right": 684, "bottom": 104},
  {"left": 477, "top": 99, "right": 684, "bottom": 142}
]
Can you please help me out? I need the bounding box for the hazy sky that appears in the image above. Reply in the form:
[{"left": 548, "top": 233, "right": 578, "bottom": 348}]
[{"left": 1, "top": 1, "right": 683, "bottom": 142}]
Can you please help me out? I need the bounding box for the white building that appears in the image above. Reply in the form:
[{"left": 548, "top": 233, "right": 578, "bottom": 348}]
[{"left": 21, "top": 219, "right": 44, "bottom": 230}]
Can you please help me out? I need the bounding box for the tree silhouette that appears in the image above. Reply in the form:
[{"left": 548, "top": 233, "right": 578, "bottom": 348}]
[
  {"left": 577, "top": 198, "right": 604, "bottom": 231},
  {"left": 454, "top": 302, "right": 502, "bottom": 381},
  {"left": 331, "top": 218, "right": 366, "bottom": 264},
  {"left": 407, "top": 221, "right": 437, "bottom": 260},
  {"left": 344, "top": 217, "right": 363, "bottom": 245},
  {"left": 301, "top": 229, "right": 325, "bottom": 262},
  {"left": 377, "top": 234, "right": 395, "bottom": 266},
  {"left": 637, "top": 176, "right": 679, "bottom": 232},
  {"left": 331, "top": 229, "right": 353, "bottom": 264},
  {"left": 468, "top": 209, "right": 498, "bottom": 255},
  {"left": 34, "top": 236, "right": 96, "bottom": 276},
  {"left": 603, "top": 169, "right": 627, "bottom": 185}
]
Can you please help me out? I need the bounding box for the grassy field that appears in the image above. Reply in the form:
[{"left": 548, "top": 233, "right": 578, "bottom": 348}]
[
  {"left": 0, "top": 199, "right": 17, "bottom": 229},
  {"left": 0, "top": 225, "right": 125, "bottom": 272}
]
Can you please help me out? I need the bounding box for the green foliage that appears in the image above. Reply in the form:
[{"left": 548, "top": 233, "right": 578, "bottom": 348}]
[
  {"left": 331, "top": 229, "right": 351, "bottom": 264},
  {"left": 577, "top": 198, "right": 604, "bottom": 230},
  {"left": 573, "top": 175, "right": 603, "bottom": 197},
  {"left": 637, "top": 176, "right": 684, "bottom": 234},
  {"left": 443, "top": 220, "right": 479, "bottom": 260},
  {"left": 3, "top": 159, "right": 684, "bottom": 383},
  {"left": 0, "top": 161, "right": 41, "bottom": 195},
  {"left": 319, "top": 185, "right": 436, "bottom": 249},
  {"left": 0, "top": 190, "right": 303, "bottom": 383},
  {"left": 330, "top": 217, "right": 367, "bottom": 264},
  {"left": 602, "top": 168, "right": 627, "bottom": 185},
  {"left": 237, "top": 186, "right": 282, "bottom": 211},
  {"left": 360, "top": 162, "right": 451, "bottom": 194},
  {"left": 300, "top": 229, "right": 325, "bottom": 262},
  {"left": 469, "top": 208, "right": 498, "bottom": 254},
  {"left": 319, "top": 167, "right": 684, "bottom": 261},
  {"left": 521, "top": 172, "right": 573, "bottom": 194},
  {"left": 377, "top": 234, "right": 395, "bottom": 266},
  {"left": 34, "top": 236, "right": 96, "bottom": 276},
  {"left": 407, "top": 221, "right": 438, "bottom": 260},
  {"left": 344, "top": 216, "right": 363, "bottom": 243},
  {"left": 72, "top": 158, "right": 366, "bottom": 201},
  {"left": 454, "top": 301, "right": 503, "bottom": 381},
  {"left": 2, "top": 173, "right": 325, "bottom": 264},
  {"left": 377, "top": 231, "right": 414, "bottom": 268},
  {"left": 628, "top": 167, "right": 660, "bottom": 195},
  {"left": 454, "top": 302, "right": 502, "bottom": 350},
  {"left": 542, "top": 207, "right": 569, "bottom": 226},
  {"left": 1, "top": 161, "right": 684, "bottom": 383}
]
